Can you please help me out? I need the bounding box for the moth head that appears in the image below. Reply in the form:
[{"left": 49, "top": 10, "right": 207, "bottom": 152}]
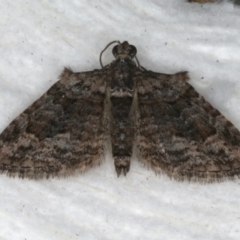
[{"left": 112, "top": 41, "right": 137, "bottom": 59}]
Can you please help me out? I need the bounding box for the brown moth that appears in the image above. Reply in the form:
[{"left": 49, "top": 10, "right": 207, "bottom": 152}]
[{"left": 0, "top": 41, "right": 240, "bottom": 182}]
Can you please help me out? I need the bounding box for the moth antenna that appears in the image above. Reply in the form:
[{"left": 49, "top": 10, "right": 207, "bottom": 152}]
[
  {"left": 134, "top": 55, "right": 141, "bottom": 68},
  {"left": 99, "top": 40, "right": 120, "bottom": 68},
  {"left": 134, "top": 56, "right": 147, "bottom": 71}
]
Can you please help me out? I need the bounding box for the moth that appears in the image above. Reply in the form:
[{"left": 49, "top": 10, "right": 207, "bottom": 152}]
[{"left": 0, "top": 40, "right": 240, "bottom": 182}]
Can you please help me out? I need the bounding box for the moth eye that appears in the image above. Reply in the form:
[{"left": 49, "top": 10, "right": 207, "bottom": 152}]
[
  {"left": 112, "top": 45, "right": 119, "bottom": 58},
  {"left": 129, "top": 45, "right": 137, "bottom": 58}
]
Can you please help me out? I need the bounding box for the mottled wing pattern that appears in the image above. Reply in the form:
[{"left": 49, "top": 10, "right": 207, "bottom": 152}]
[
  {"left": 0, "top": 68, "right": 107, "bottom": 178},
  {"left": 136, "top": 70, "right": 240, "bottom": 182}
]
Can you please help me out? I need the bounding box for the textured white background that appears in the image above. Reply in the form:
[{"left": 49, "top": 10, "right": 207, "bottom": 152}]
[{"left": 0, "top": 1, "right": 240, "bottom": 239}]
